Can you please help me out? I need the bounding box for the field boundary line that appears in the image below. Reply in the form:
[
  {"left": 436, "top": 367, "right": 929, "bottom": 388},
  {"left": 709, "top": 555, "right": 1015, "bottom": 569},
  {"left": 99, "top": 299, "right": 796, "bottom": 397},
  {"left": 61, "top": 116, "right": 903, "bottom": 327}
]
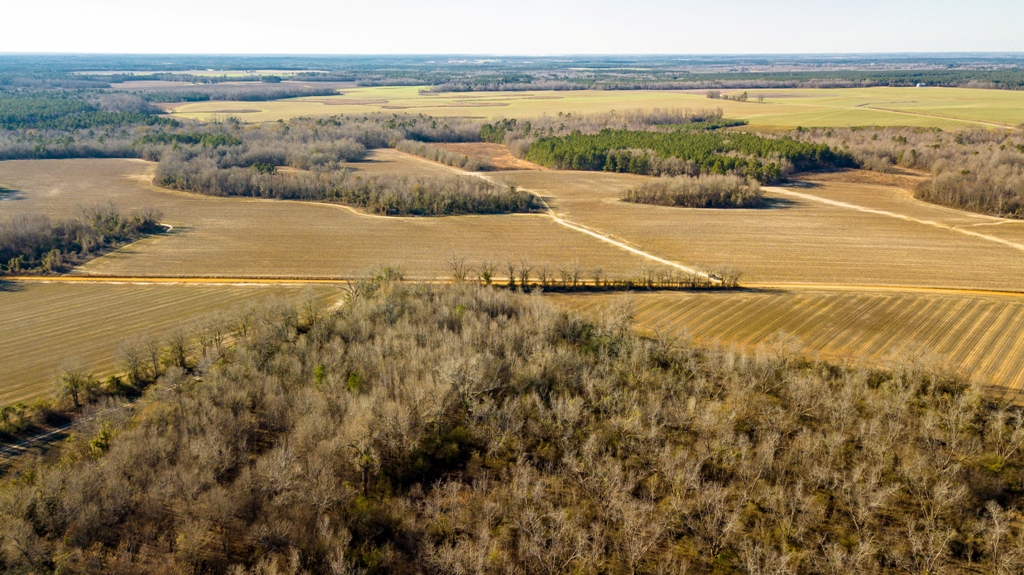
[
  {"left": 744, "top": 283, "right": 1024, "bottom": 299},
  {"left": 8, "top": 277, "right": 1024, "bottom": 299},
  {"left": 766, "top": 186, "right": 1024, "bottom": 253}
]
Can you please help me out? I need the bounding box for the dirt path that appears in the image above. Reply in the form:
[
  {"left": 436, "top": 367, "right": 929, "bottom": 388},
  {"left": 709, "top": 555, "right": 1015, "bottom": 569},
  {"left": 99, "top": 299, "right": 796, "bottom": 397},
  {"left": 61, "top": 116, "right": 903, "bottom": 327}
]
[
  {"left": 766, "top": 186, "right": 1024, "bottom": 253},
  {"left": 856, "top": 103, "right": 1021, "bottom": 131}
]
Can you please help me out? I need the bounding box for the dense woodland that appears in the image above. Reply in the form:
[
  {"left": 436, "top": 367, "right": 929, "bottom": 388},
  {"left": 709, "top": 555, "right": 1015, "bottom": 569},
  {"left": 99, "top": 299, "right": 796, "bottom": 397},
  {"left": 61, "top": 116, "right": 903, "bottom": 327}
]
[
  {"left": 525, "top": 128, "right": 853, "bottom": 183},
  {"left": 137, "top": 84, "right": 341, "bottom": 103},
  {"left": 0, "top": 205, "right": 162, "bottom": 274},
  {"left": 795, "top": 127, "right": 1024, "bottom": 218},
  {"left": 0, "top": 92, "right": 167, "bottom": 131},
  {"left": 1, "top": 282, "right": 1023, "bottom": 573},
  {"left": 623, "top": 174, "right": 764, "bottom": 209}
]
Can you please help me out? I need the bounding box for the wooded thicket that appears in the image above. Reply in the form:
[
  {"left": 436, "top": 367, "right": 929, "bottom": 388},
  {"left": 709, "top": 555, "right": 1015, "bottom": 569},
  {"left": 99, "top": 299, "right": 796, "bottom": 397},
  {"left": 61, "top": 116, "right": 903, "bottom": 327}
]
[
  {"left": 623, "top": 174, "right": 764, "bottom": 209},
  {"left": 2, "top": 282, "right": 1023, "bottom": 574},
  {"left": 0, "top": 205, "right": 162, "bottom": 274}
]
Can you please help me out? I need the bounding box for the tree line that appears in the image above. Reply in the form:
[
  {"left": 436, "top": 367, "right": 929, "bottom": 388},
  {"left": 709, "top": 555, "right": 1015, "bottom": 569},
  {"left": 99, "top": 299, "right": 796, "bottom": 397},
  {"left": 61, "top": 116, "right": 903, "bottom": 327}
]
[
  {"left": 443, "top": 255, "right": 741, "bottom": 290},
  {"left": 0, "top": 110, "right": 483, "bottom": 163},
  {"left": 1, "top": 281, "right": 1023, "bottom": 573},
  {"left": 0, "top": 205, "right": 163, "bottom": 274},
  {"left": 154, "top": 158, "right": 540, "bottom": 216},
  {"left": 394, "top": 139, "right": 492, "bottom": 171}
]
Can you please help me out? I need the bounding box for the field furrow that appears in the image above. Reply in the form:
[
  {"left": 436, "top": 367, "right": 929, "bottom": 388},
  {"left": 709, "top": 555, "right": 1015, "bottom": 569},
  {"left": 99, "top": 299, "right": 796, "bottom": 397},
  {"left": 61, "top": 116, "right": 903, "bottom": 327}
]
[
  {"left": 557, "top": 290, "right": 1024, "bottom": 391},
  {"left": 0, "top": 283, "right": 334, "bottom": 405}
]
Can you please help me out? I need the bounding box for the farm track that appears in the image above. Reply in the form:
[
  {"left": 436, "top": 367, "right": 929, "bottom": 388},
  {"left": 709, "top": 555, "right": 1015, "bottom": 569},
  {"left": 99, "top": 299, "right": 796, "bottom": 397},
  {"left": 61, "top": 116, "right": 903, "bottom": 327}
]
[
  {"left": 856, "top": 103, "right": 1022, "bottom": 131},
  {"left": 765, "top": 186, "right": 1024, "bottom": 253}
]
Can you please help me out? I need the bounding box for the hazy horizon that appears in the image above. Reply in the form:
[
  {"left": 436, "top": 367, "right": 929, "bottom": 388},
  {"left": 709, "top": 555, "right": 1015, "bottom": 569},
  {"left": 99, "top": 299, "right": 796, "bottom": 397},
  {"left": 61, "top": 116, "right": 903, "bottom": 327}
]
[{"left": 4, "top": 0, "right": 1022, "bottom": 55}]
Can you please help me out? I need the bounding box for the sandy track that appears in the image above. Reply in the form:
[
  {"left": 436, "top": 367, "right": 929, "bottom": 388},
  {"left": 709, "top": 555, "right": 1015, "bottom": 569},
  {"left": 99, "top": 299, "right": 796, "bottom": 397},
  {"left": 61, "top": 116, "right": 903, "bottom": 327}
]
[{"left": 766, "top": 186, "right": 1024, "bottom": 253}]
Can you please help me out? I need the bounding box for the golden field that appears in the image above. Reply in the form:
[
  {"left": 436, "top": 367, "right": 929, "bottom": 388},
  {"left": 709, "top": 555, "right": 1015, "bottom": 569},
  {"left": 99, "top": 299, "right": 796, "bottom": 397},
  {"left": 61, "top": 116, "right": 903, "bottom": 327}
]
[
  {"left": 168, "top": 85, "right": 1024, "bottom": 130},
  {"left": 503, "top": 168, "right": 1024, "bottom": 292},
  {"left": 0, "top": 153, "right": 643, "bottom": 279},
  {"left": 560, "top": 288, "right": 1024, "bottom": 394},
  {"left": 0, "top": 282, "right": 333, "bottom": 405}
]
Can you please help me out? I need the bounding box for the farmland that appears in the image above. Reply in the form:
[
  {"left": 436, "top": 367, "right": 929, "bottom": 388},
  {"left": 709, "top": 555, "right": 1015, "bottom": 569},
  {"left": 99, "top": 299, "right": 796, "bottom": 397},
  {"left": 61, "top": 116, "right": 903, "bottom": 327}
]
[
  {"left": 560, "top": 287, "right": 1024, "bottom": 394},
  {"left": 500, "top": 168, "right": 1024, "bottom": 292},
  {"left": 0, "top": 154, "right": 643, "bottom": 279},
  {"left": 0, "top": 281, "right": 334, "bottom": 405},
  {"left": 168, "top": 85, "right": 1024, "bottom": 130}
]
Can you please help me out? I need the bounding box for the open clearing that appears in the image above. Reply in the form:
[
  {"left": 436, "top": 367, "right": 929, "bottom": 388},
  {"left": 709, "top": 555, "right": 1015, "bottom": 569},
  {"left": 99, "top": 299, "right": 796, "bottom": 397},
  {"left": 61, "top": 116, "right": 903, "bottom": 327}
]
[
  {"left": 560, "top": 288, "right": 1024, "bottom": 393},
  {"left": 169, "top": 86, "right": 1024, "bottom": 130},
  {"left": 0, "top": 154, "right": 643, "bottom": 279},
  {"left": 434, "top": 143, "right": 542, "bottom": 170},
  {"left": 0, "top": 282, "right": 333, "bottom": 405}
]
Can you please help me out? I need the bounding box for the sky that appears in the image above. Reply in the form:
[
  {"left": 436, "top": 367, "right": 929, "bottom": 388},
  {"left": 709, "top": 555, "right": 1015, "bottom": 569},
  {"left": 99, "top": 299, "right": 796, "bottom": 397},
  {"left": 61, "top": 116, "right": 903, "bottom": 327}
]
[{"left": 2, "top": 0, "right": 1022, "bottom": 55}]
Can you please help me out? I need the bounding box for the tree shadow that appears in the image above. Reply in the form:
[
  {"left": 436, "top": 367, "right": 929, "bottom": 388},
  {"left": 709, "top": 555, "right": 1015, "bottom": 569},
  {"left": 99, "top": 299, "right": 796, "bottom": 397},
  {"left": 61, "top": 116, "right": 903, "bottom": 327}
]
[
  {"left": 753, "top": 196, "right": 798, "bottom": 210},
  {"left": 777, "top": 180, "right": 820, "bottom": 189},
  {"left": 0, "top": 187, "right": 22, "bottom": 201},
  {"left": 0, "top": 279, "right": 25, "bottom": 292}
]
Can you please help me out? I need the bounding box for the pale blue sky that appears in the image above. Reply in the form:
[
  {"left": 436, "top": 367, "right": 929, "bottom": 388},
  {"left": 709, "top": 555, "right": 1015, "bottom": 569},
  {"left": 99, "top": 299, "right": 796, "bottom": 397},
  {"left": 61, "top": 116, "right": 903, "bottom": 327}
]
[{"left": 3, "top": 0, "right": 1022, "bottom": 54}]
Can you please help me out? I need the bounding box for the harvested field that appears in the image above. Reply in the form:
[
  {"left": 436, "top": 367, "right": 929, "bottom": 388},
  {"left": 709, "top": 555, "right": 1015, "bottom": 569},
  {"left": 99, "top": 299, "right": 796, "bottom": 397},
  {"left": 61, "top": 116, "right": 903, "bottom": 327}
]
[
  {"left": 0, "top": 282, "right": 331, "bottom": 405},
  {"left": 168, "top": 85, "right": 1024, "bottom": 130},
  {"left": 504, "top": 169, "right": 1024, "bottom": 292},
  {"left": 0, "top": 158, "right": 643, "bottom": 279},
  {"left": 559, "top": 289, "right": 1024, "bottom": 392}
]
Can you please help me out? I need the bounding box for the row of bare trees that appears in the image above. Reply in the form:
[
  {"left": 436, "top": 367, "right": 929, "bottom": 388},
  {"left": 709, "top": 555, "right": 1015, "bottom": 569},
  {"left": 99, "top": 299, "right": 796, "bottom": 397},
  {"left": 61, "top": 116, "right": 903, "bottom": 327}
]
[{"left": 446, "top": 255, "right": 742, "bottom": 290}]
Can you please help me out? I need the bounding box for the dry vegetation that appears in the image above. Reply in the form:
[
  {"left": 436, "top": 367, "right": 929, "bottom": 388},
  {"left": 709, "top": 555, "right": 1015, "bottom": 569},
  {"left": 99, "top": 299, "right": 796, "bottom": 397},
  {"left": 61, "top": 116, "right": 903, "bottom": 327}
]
[
  {"left": 0, "top": 282, "right": 329, "bottom": 405},
  {"left": 562, "top": 289, "right": 1024, "bottom": 393},
  {"left": 3, "top": 282, "right": 1024, "bottom": 573}
]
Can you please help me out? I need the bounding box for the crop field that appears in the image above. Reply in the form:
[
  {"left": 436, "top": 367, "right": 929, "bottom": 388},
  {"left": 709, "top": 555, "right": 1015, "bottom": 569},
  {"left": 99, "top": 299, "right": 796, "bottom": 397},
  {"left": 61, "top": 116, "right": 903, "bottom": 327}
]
[
  {"left": 560, "top": 288, "right": 1024, "bottom": 393},
  {"left": 0, "top": 156, "right": 643, "bottom": 279},
  {"left": 168, "top": 86, "right": 1024, "bottom": 130},
  {"left": 504, "top": 168, "right": 1024, "bottom": 292},
  {"left": 0, "top": 282, "right": 334, "bottom": 405}
]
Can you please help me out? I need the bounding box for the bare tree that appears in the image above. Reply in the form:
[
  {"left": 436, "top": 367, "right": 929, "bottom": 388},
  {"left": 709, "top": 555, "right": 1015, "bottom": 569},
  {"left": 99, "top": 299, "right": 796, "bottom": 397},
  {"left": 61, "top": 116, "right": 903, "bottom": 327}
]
[
  {"left": 56, "top": 361, "right": 94, "bottom": 409},
  {"left": 477, "top": 261, "right": 496, "bottom": 286},
  {"left": 117, "top": 336, "right": 147, "bottom": 385},
  {"left": 446, "top": 254, "right": 471, "bottom": 284},
  {"left": 517, "top": 259, "right": 533, "bottom": 289}
]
